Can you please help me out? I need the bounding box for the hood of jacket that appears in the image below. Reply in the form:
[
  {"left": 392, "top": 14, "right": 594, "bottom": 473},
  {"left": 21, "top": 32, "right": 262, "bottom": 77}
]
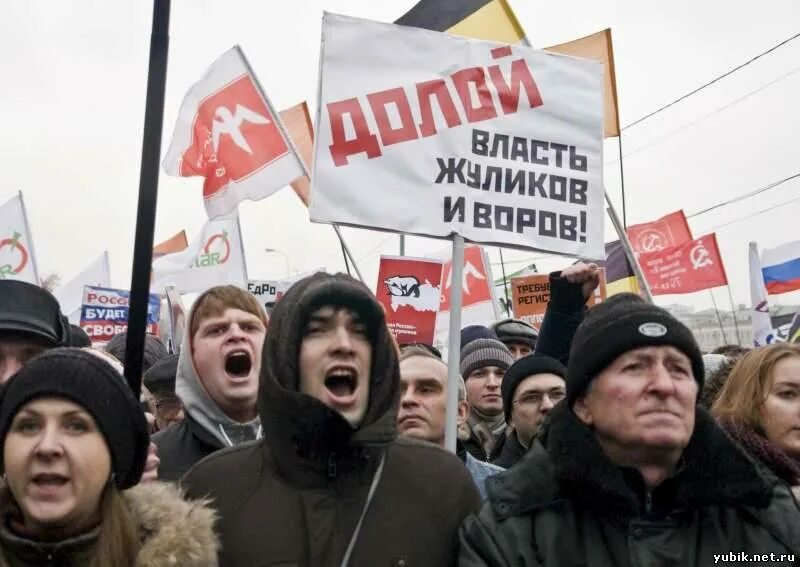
[
  {"left": 488, "top": 402, "right": 775, "bottom": 522},
  {"left": 259, "top": 272, "right": 399, "bottom": 483},
  {"left": 175, "top": 290, "right": 261, "bottom": 449}
]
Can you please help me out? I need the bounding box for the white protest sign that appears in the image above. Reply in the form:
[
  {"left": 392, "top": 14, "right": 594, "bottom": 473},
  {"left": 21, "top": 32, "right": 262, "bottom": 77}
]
[
  {"left": 247, "top": 279, "right": 286, "bottom": 307},
  {"left": 247, "top": 270, "right": 326, "bottom": 313},
  {"left": 311, "top": 13, "right": 605, "bottom": 259}
]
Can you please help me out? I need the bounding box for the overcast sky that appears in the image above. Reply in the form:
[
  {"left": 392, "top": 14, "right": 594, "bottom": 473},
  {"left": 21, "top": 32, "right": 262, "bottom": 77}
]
[{"left": 2, "top": 0, "right": 799, "bottom": 312}]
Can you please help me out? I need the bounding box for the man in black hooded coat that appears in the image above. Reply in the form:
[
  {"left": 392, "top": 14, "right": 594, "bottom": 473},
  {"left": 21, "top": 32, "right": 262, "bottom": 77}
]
[{"left": 183, "top": 272, "right": 480, "bottom": 566}]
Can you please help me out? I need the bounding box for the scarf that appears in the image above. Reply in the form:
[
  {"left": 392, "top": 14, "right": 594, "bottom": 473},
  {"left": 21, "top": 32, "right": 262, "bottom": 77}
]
[
  {"left": 468, "top": 408, "right": 506, "bottom": 457},
  {"left": 720, "top": 418, "right": 800, "bottom": 485}
]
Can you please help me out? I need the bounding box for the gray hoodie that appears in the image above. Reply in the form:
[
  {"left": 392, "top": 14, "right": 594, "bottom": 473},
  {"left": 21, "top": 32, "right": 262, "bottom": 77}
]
[{"left": 174, "top": 303, "right": 262, "bottom": 449}]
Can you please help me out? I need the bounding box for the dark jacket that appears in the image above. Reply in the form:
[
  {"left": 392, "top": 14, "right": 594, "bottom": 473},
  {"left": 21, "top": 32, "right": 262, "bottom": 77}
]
[
  {"left": 493, "top": 429, "right": 527, "bottom": 469},
  {"left": 153, "top": 413, "right": 224, "bottom": 482},
  {"left": 183, "top": 273, "right": 480, "bottom": 566},
  {"left": 462, "top": 427, "right": 506, "bottom": 464},
  {"left": 533, "top": 271, "right": 587, "bottom": 366},
  {"left": 460, "top": 403, "right": 800, "bottom": 566},
  {"left": 0, "top": 482, "right": 218, "bottom": 566}
]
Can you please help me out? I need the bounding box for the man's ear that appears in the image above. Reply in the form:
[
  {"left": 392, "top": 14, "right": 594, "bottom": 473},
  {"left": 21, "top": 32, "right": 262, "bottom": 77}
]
[
  {"left": 572, "top": 396, "right": 593, "bottom": 426},
  {"left": 456, "top": 400, "right": 469, "bottom": 426}
]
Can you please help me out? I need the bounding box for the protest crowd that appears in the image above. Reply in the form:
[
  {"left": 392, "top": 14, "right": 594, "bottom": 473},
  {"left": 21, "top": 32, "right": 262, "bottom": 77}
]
[{"left": 3, "top": 0, "right": 800, "bottom": 565}]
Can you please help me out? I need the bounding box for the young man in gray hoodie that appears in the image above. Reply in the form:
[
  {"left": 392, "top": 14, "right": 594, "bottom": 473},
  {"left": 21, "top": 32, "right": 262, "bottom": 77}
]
[{"left": 153, "top": 285, "right": 267, "bottom": 481}]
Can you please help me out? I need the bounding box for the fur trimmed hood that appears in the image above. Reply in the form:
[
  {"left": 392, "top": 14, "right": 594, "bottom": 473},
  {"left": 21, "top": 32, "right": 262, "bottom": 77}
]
[
  {"left": 0, "top": 481, "right": 217, "bottom": 567},
  {"left": 125, "top": 481, "right": 218, "bottom": 566}
]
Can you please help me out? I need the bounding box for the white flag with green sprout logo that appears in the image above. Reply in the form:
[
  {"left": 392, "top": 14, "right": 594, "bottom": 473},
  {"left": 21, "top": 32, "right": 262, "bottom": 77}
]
[
  {"left": 0, "top": 192, "right": 39, "bottom": 284},
  {"left": 151, "top": 215, "right": 247, "bottom": 294}
]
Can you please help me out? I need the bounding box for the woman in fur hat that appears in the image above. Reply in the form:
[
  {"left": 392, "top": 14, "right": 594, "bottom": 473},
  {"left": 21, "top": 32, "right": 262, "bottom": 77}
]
[
  {"left": 0, "top": 347, "right": 218, "bottom": 566},
  {"left": 712, "top": 343, "right": 800, "bottom": 500}
]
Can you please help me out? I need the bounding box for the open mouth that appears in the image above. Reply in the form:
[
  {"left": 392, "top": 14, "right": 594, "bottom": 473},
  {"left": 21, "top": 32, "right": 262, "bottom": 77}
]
[
  {"left": 31, "top": 473, "right": 69, "bottom": 487},
  {"left": 324, "top": 367, "right": 357, "bottom": 398},
  {"left": 225, "top": 351, "right": 252, "bottom": 378}
]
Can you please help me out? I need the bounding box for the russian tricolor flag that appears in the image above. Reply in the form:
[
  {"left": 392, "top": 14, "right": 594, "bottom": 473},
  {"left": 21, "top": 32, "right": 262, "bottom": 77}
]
[{"left": 761, "top": 240, "right": 800, "bottom": 294}]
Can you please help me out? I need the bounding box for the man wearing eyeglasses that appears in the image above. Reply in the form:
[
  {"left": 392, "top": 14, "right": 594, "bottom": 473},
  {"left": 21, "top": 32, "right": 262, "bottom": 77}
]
[
  {"left": 143, "top": 353, "right": 185, "bottom": 432},
  {"left": 495, "top": 355, "right": 566, "bottom": 469}
]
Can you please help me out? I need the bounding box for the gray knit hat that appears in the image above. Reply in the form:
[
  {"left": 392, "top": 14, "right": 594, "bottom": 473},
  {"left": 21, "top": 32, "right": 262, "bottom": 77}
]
[
  {"left": 105, "top": 332, "right": 168, "bottom": 374},
  {"left": 460, "top": 338, "right": 514, "bottom": 379}
]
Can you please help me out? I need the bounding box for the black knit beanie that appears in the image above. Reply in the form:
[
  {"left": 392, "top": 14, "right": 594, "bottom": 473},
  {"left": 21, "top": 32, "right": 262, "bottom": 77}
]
[
  {"left": 460, "top": 325, "right": 498, "bottom": 350},
  {"left": 460, "top": 338, "right": 514, "bottom": 379},
  {"left": 567, "top": 293, "right": 704, "bottom": 406},
  {"left": 0, "top": 348, "right": 150, "bottom": 489},
  {"left": 501, "top": 354, "right": 566, "bottom": 422}
]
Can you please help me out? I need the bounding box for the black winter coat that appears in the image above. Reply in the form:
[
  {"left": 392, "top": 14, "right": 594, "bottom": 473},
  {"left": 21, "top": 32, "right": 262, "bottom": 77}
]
[
  {"left": 460, "top": 403, "right": 800, "bottom": 566},
  {"left": 153, "top": 414, "right": 224, "bottom": 481}
]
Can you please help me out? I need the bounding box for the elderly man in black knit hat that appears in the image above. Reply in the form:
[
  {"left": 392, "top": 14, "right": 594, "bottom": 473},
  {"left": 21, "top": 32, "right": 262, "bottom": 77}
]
[{"left": 461, "top": 294, "right": 800, "bottom": 566}]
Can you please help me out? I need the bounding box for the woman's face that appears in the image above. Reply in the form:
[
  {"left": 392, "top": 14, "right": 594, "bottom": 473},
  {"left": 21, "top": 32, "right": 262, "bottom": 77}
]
[
  {"left": 761, "top": 356, "right": 800, "bottom": 458},
  {"left": 3, "top": 398, "right": 111, "bottom": 536}
]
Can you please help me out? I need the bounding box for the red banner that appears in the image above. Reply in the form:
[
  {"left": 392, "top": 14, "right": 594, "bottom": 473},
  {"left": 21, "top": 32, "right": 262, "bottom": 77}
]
[
  {"left": 626, "top": 210, "right": 692, "bottom": 256},
  {"left": 376, "top": 256, "right": 444, "bottom": 345},
  {"left": 639, "top": 234, "right": 728, "bottom": 295},
  {"left": 440, "top": 245, "right": 493, "bottom": 312}
]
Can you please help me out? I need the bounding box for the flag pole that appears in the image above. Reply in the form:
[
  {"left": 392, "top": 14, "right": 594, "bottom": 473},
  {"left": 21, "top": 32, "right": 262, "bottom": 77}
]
[
  {"left": 445, "top": 234, "right": 464, "bottom": 454},
  {"left": 498, "top": 248, "right": 511, "bottom": 317},
  {"left": 235, "top": 216, "right": 249, "bottom": 281},
  {"left": 708, "top": 289, "right": 728, "bottom": 345},
  {"left": 617, "top": 135, "right": 628, "bottom": 228},
  {"left": 234, "top": 46, "right": 365, "bottom": 284},
  {"left": 124, "top": 0, "right": 171, "bottom": 398},
  {"left": 17, "top": 191, "right": 41, "bottom": 285},
  {"left": 605, "top": 192, "right": 654, "bottom": 303},
  {"left": 726, "top": 285, "right": 743, "bottom": 345},
  {"left": 607, "top": 29, "right": 627, "bottom": 229},
  {"left": 341, "top": 240, "right": 352, "bottom": 277}
]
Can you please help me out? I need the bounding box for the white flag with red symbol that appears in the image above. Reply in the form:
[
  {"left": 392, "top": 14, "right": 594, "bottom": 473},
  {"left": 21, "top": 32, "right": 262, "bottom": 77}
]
[
  {"left": 151, "top": 216, "right": 247, "bottom": 293},
  {"left": 0, "top": 192, "right": 39, "bottom": 284},
  {"left": 162, "top": 47, "right": 304, "bottom": 219}
]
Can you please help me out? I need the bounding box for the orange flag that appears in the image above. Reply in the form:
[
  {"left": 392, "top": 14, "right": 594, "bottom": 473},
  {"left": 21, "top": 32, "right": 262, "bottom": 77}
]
[
  {"left": 279, "top": 102, "right": 314, "bottom": 206},
  {"left": 153, "top": 230, "right": 189, "bottom": 259},
  {"left": 545, "top": 29, "right": 620, "bottom": 138}
]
